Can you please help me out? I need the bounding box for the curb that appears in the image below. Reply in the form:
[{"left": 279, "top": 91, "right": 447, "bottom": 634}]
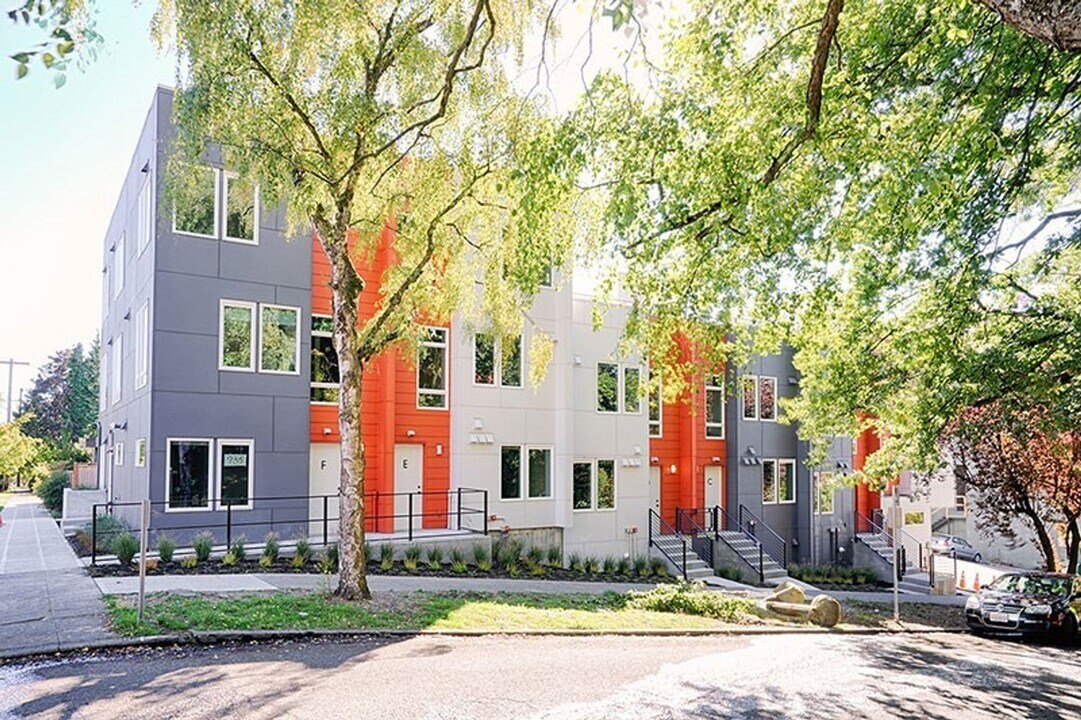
[{"left": 0, "top": 625, "right": 966, "bottom": 665}]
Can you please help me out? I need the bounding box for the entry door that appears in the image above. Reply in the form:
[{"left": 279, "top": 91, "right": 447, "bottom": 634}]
[
  {"left": 308, "top": 444, "right": 341, "bottom": 539},
  {"left": 394, "top": 444, "right": 423, "bottom": 532},
  {"left": 705, "top": 466, "right": 722, "bottom": 510},
  {"left": 648, "top": 466, "right": 661, "bottom": 515}
]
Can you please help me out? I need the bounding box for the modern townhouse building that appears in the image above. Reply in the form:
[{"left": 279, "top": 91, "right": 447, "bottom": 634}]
[{"left": 96, "top": 87, "right": 878, "bottom": 576}]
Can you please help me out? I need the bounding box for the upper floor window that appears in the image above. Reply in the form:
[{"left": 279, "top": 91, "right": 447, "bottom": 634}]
[
  {"left": 135, "top": 438, "right": 147, "bottom": 468},
  {"left": 110, "top": 334, "right": 123, "bottom": 406},
  {"left": 741, "top": 375, "right": 778, "bottom": 421},
  {"left": 473, "top": 332, "right": 522, "bottom": 388},
  {"left": 220, "top": 301, "right": 256, "bottom": 371},
  {"left": 705, "top": 374, "right": 724, "bottom": 438},
  {"left": 173, "top": 166, "right": 218, "bottom": 238},
  {"left": 135, "top": 301, "right": 149, "bottom": 389},
  {"left": 310, "top": 315, "right": 340, "bottom": 403},
  {"left": 623, "top": 367, "right": 641, "bottom": 414},
  {"left": 260, "top": 305, "right": 300, "bottom": 374},
  {"left": 648, "top": 381, "right": 662, "bottom": 437},
  {"left": 763, "top": 458, "right": 797, "bottom": 504},
  {"left": 137, "top": 175, "right": 153, "bottom": 255},
  {"left": 417, "top": 327, "right": 448, "bottom": 409},
  {"left": 224, "top": 173, "right": 259, "bottom": 244},
  {"left": 596, "top": 363, "right": 619, "bottom": 413},
  {"left": 112, "top": 234, "right": 125, "bottom": 299}
]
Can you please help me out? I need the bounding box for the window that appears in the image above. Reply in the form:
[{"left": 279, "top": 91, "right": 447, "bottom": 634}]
[
  {"left": 112, "top": 234, "right": 125, "bottom": 299},
  {"left": 648, "top": 382, "right": 662, "bottom": 438},
  {"left": 573, "top": 462, "right": 593, "bottom": 510},
  {"left": 597, "top": 460, "right": 615, "bottom": 510},
  {"left": 135, "top": 439, "right": 147, "bottom": 468},
  {"left": 705, "top": 375, "right": 724, "bottom": 438},
  {"left": 528, "top": 447, "right": 552, "bottom": 498},
  {"left": 224, "top": 174, "right": 259, "bottom": 243},
  {"left": 762, "top": 459, "right": 777, "bottom": 504},
  {"left": 417, "top": 327, "right": 448, "bottom": 408},
  {"left": 259, "top": 304, "right": 300, "bottom": 374},
  {"left": 759, "top": 377, "right": 777, "bottom": 421},
  {"left": 220, "top": 301, "right": 256, "bottom": 371},
  {"left": 166, "top": 439, "right": 212, "bottom": 510},
  {"left": 539, "top": 265, "right": 553, "bottom": 287},
  {"left": 174, "top": 166, "right": 218, "bottom": 237},
  {"left": 135, "top": 301, "right": 149, "bottom": 389},
  {"left": 100, "top": 341, "right": 108, "bottom": 411},
  {"left": 110, "top": 334, "right": 123, "bottom": 405},
  {"left": 310, "top": 315, "right": 340, "bottom": 403},
  {"left": 778, "top": 459, "right": 796, "bottom": 503},
  {"left": 137, "top": 175, "right": 153, "bottom": 255},
  {"left": 741, "top": 376, "right": 758, "bottom": 420},
  {"left": 114, "top": 442, "right": 124, "bottom": 466},
  {"left": 501, "top": 446, "right": 522, "bottom": 500},
  {"left": 218, "top": 440, "right": 253, "bottom": 509},
  {"left": 597, "top": 363, "right": 618, "bottom": 413},
  {"left": 623, "top": 367, "right": 641, "bottom": 414},
  {"left": 815, "top": 472, "right": 835, "bottom": 515},
  {"left": 474, "top": 332, "right": 522, "bottom": 388}
]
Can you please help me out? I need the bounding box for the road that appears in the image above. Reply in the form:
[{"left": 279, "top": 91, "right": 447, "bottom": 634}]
[{"left": 1, "top": 632, "right": 1079, "bottom": 719}]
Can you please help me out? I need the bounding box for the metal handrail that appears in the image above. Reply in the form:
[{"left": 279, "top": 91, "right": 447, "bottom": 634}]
[
  {"left": 738, "top": 504, "right": 788, "bottom": 569},
  {"left": 648, "top": 509, "right": 689, "bottom": 581},
  {"left": 855, "top": 511, "right": 925, "bottom": 571},
  {"left": 713, "top": 505, "right": 766, "bottom": 584},
  {"left": 674, "top": 508, "right": 714, "bottom": 569}
]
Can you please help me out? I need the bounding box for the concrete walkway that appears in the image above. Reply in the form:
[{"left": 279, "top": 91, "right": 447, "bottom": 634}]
[{"left": 0, "top": 494, "right": 113, "bottom": 658}]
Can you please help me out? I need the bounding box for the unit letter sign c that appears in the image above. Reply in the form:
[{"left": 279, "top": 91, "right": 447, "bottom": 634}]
[{"left": 224, "top": 453, "right": 248, "bottom": 467}]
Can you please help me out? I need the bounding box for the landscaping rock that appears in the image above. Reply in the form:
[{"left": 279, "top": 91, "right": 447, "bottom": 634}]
[
  {"left": 765, "top": 582, "right": 805, "bottom": 604},
  {"left": 809, "top": 595, "right": 842, "bottom": 628}
]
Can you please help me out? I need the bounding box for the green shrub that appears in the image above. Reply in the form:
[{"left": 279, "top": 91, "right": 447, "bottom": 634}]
[
  {"left": 648, "top": 557, "right": 668, "bottom": 577},
  {"left": 615, "top": 556, "right": 631, "bottom": 576},
  {"left": 327, "top": 542, "right": 339, "bottom": 568},
  {"left": 258, "top": 555, "right": 274, "bottom": 568},
  {"left": 498, "top": 540, "right": 523, "bottom": 569},
  {"left": 586, "top": 556, "right": 601, "bottom": 574},
  {"left": 36, "top": 471, "right": 69, "bottom": 515},
  {"left": 473, "top": 543, "right": 492, "bottom": 572},
  {"left": 526, "top": 545, "right": 545, "bottom": 566},
  {"left": 229, "top": 535, "right": 247, "bottom": 562},
  {"left": 634, "top": 556, "right": 650, "bottom": 577},
  {"left": 222, "top": 552, "right": 238, "bottom": 567},
  {"left": 404, "top": 544, "right": 422, "bottom": 572},
  {"left": 505, "top": 557, "right": 520, "bottom": 577},
  {"left": 379, "top": 543, "right": 395, "bottom": 571},
  {"left": 426, "top": 545, "right": 444, "bottom": 570},
  {"left": 568, "top": 552, "right": 584, "bottom": 573},
  {"left": 450, "top": 548, "right": 467, "bottom": 573},
  {"left": 293, "top": 535, "right": 312, "bottom": 567},
  {"left": 602, "top": 556, "right": 617, "bottom": 575},
  {"left": 193, "top": 532, "right": 214, "bottom": 563},
  {"left": 317, "top": 547, "right": 337, "bottom": 574},
  {"left": 626, "top": 582, "right": 756, "bottom": 622},
  {"left": 85, "top": 515, "right": 129, "bottom": 553},
  {"left": 156, "top": 536, "right": 176, "bottom": 563},
  {"left": 111, "top": 532, "right": 140, "bottom": 567},
  {"left": 180, "top": 556, "right": 197, "bottom": 569},
  {"left": 546, "top": 545, "right": 562, "bottom": 567}
]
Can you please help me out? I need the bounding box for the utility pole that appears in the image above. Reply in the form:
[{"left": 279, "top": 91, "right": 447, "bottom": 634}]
[{"left": 1, "top": 359, "right": 30, "bottom": 423}]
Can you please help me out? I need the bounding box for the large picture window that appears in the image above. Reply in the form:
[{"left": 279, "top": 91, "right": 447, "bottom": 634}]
[
  {"left": 528, "top": 447, "right": 552, "bottom": 498},
  {"left": 417, "top": 327, "right": 448, "bottom": 408},
  {"left": 260, "top": 305, "right": 300, "bottom": 374},
  {"left": 220, "top": 301, "right": 256, "bottom": 371},
  {"left": 501, "top": 446, "right": 522, "bottom": 500},
  {"left": 167, "top": 439, "right": 212, "bottom": 510},
  {"left": 705, "top": 375, "right": 724, "bottom": 438},
  {"left": 597, "top": 363, "right": 618, "bottom": 413},
  {"left": 224, "top": 173, "right": 258, "bottom": 244},
  {"left": 173, "top": 166, "right": 218, "bottom": 238},
  {"left": 310, "top": 315, "right": 340, "bottom": 403},
  {"left": 218, "top": 440, "right": 253, "bottom": 509}
]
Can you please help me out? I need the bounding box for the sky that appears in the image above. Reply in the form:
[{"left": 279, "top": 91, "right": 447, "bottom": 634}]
[{"left": 0, "top": 2, "right": 175, "bottom": 415}]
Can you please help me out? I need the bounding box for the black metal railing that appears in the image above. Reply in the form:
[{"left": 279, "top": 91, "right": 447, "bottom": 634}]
[
  {"left": 674, "top": 508, "right": 714, "bottom": 568},
  {"left": 648, "top": 509, "right": 689, "bottom": 581},
  {"left": 90, "top": 488, "right": 489, "bottom": 565},
  {"left": 856, "top": 511, "right": 924, "bottom": 572},
  {"left": 738, "top": 504, "right": 788, "bottom": 569},
  {"left": 713, "top": 505, "right": 766, "bottom": 584}
]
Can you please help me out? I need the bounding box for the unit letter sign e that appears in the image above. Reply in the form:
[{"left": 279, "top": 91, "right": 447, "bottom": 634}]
[
  {"left": 224, "top": 453, "right": 248, "bottom": 467},
  {"left": 402, "top": 458, "right": 409, "bottom": 470}
]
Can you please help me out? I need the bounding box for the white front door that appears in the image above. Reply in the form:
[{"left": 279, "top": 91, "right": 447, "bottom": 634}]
[
  {"left": 309, "top": 443, "right": 341, "bottom": 540},
  {"left": 705, "top": 466, "right": 722, "bottom": 510},
  {"left": 394, "top": 444, "right": 423, "bottom": 532},
  {"left": 649, "top": 466, "right": 661, "bottom": 515}
]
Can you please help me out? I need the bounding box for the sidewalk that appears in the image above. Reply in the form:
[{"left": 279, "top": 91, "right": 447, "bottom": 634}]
[{"left": 0, "top": 494, "right": 113, "bottom": 658}]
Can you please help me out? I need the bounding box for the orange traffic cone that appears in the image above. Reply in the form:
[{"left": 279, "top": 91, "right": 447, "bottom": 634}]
[
  {"left": 973, "top": 575, "right": 981, "bottom": 591},
  {"left": 959, "top": 571, "right": 967, "bottom": 589}
]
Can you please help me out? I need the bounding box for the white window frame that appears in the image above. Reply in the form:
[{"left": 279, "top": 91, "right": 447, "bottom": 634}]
[
  {"left": 596, "top": 458, "right": 617, "bottom": 511},
  {"left": 172, "top": 166, "right": 220, "bottom": 240},
  {"left": 622, "top": 366, "right": 642, "bottom": 414},
  {"left": 217, "top": 438, "right": 254, "bottom": 511},
  {"left": 137, "top": 174, "right": 153, "bottom": 256},
  {"left": 648, "top": 379, "right": 663, "bottom": 438},
  {"left": 762, "top": 459, "right": 778, "bottom": 505},
  {"left": 572, "top": 460, "right": 594, "bottom": 511},
  {"left": 778, "top": 458, "right": 797, "bottom": 504},
  {"left": 222, "top": 172, "right": 260, "bottom": 245},
  {"left": 473, "top": 332, "right": 523, "bottom": 389},
  {"left": 165, "top": 437, "right": 214, "bottom": 513},
  {"left": 110, "top": 334, "right": 123, "bottom": 406},
  {"left": 596, "top": 362, "right": 620, "bottom": 414},
  {"left": 135, "top": 301, "right": 149, "bottom": 389},
  {"left": 526, "top": 445, "right": 554, "bottom": 499},
  {"left": 135, "top": 438, "right": 147, "bottom": 468},
  {"left": 114, "top": 442, "right": 124, "bottom": 466},
  {"left": 310, "top": 314, "right": 339, "bottom": 405},
  {"left": 759, "top": 376, "right": 778, "bottom": 422},
  {"left": 500, "top": 445, "right": 524, "bottom": 501},
  {"left": 258, "top": 303, "right": 301, "bottom": 375},
  {"left": 473, "top": 332, "right": 496, "bottom": 387},
  {"left": 705, "top": 375, "right": 724, "bottom": 439},
  {"left": 416, "top": 326, "right": 449, "bottom": 410},
  {"left": 741, "top": 375, "right": 759, "bottom": 421},
  {"left": 113, "top": 233, "right": 125, "bottom": 300},
  {"left": 219, "top": 300, "right": 257, "bottom": 372}
]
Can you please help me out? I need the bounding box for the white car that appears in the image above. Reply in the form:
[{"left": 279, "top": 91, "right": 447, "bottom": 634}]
[{"left": 930, "top": 534, "right": 983, "bottom": 562}]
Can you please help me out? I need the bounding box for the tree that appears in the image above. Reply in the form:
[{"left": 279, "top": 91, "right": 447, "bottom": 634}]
[
  {"left": 0, "top": 416, "right": 49, "bottom": 486},
  {"left": 545, "top": 0, "right": 1081, "bottom": 477},
  {"left": 155, "top": 0, "right": 570, "bottom": 599},
  {"left": 19, "top": 342, "right": 98, "bottom": 459},
  {"left": 943, "top": 403, "right": 1081, "bottom": 572},
  {"left": 5, "top": 0, "right": 100, "bottom": 83}
]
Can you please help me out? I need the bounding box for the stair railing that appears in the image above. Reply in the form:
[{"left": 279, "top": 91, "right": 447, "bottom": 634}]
[
  {"left": 648, "top": 509, "right": 689, "bottom": 581},
  {"left": 674, "top": 508, "right": 714, "bottom": 568},
  {"left": 712, "top": 504, "right": 765, "bottom": 585},
  {"left": 738, "top": 505, "right": 788, "bottom": 569},
  {"left": 856, "top": 511, "right": 925, "bottom": 571}
]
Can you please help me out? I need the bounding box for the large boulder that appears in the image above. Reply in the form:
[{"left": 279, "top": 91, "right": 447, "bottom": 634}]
[{"left": 765, "top": 581, "right": 805, "bottom": 604}]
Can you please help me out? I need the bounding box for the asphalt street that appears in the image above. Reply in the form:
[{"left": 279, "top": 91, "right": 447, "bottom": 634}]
[{"left": 1, "top": 631, "right": 1079, "bottom": 719}]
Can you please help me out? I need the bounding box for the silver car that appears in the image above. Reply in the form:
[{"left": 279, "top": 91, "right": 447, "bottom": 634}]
[{"left": 931, "top": 534, "right": 983, "bottom": 562}]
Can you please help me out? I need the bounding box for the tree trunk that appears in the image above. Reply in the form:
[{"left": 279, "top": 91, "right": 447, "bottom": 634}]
[
  {"left": 1022, "top": 506, "right": 1059, "bottom": 571},
  {"left": 1067, "top": 518, "right": 1080, "bottom": 574},
  {"left": 976, "top": 0, "right": 1081, "bottom": 51}
]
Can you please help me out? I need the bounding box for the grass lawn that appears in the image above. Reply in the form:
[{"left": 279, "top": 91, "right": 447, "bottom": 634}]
[{"left": 107, "top": 589, "right": 759, "bottom": 636}]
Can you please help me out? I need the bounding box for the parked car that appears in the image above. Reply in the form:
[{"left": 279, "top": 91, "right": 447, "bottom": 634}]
[
  {"left": 965, "top": 572, "right": 1081, "bottom": 642},
  {"left": 930, "top": 534, "right": 982, "bottom": 562}
]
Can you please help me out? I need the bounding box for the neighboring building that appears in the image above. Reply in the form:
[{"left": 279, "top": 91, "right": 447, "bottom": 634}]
[{"left": 96, "top": 87, "right": 876, "bottom": 569}]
